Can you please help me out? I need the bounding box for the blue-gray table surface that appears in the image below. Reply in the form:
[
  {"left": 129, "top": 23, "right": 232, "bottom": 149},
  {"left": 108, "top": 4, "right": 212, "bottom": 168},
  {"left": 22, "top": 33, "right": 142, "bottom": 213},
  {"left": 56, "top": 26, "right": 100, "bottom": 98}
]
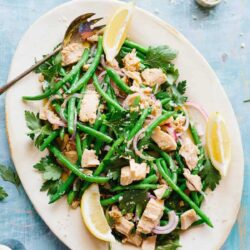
[{"left": 0, "top": 0, "right": 249, "bottom": 249}]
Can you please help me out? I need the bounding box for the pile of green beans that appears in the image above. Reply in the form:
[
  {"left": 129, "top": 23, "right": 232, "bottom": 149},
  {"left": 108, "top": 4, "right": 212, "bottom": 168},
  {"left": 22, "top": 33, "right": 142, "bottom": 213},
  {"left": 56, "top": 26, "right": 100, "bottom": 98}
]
[{"left": 23, "top": 34, "right": 214, "bottom": 235}]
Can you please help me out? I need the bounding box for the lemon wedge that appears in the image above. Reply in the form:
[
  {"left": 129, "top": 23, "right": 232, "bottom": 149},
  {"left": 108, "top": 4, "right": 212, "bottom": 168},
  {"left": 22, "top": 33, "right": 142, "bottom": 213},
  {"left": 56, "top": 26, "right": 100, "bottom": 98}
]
[
  {"left": 81, "top": 184, "right": 115, "bottom": 242},
  {"left": 103, "top": 2, "right": 134, "bottom": 62},
  {"left": 206, "top": 112, "right": 231, "bottom": 176}
]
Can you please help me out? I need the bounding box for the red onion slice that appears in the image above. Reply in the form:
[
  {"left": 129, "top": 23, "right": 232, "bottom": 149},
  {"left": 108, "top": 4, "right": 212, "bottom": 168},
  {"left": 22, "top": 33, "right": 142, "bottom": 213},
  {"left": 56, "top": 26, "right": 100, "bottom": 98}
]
[
  {"left": 185, "top": 101, "right": 208, "bottom": 121},
  {"left": 153, "top": 211, "right": 179, "bottom": 234}
]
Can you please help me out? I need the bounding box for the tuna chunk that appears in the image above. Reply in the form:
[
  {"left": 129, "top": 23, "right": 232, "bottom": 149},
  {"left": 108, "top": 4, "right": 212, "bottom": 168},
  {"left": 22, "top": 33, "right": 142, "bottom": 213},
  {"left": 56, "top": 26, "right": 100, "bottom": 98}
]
[
  {"left": 137, "top": 199, "right": 164, "bottom": 234},
  {"left": 123, "top": 49, "right": 141, "bottom": 71},
  {"left": 151, "top": 126, "right": 177, "bottom": 151},
  {"left": 39, "top": 104, "right": 65, "bottom": 127},
  {"left": 120, "top": 166, "right": 133, "bottom": 186},
  {"left": 64, "top": 150, "right": 78, "bottom": 164},
  {"left": 81, "top": 149, "right": 100, "bottom": 168},
  {"left": 120, "top": 159, "right": 148, "bottom": 186},
  {"left": 115, "top": 217, "right": 134, "bottom": 237},
  {"left": 122, "top": 69, "right": 142, "bottom": 84},
  {"left": 183, "top": 168, "right": 202, "bottom": 192},
  {"left": 61, "top": 42, "right": 84, "bottom": 66},
  {"left": 108, "top": 205, "right": 122, "bottom": 220},
  {"left": 79, "top": 86, "right": 99, "bottom": 124},
  {"left": 123, "top": 232, "right": 143, "bottom": 247},
  {"left": 181, "top": 209, "right": 198, "bottom": 230},
  {"left": 142, "top": 235, "right": 157, "bottom": 250},
  {"left": 153, "top": 184, "right": 168, "bottom": 199},
  {"left": 179, "top": 137, "right": 199, "bottom": 170},
  {"left": 141, "top": 68, "right": 167, "bottom": 87},
  {"left": 130, "top": 159, "right": 147, "bottom": 181}
]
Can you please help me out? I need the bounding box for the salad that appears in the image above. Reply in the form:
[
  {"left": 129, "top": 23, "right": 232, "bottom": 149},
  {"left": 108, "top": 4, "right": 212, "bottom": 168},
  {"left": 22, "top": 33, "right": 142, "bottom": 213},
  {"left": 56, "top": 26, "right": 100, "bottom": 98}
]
[{"left": 22, "top": 4, "right": 230, "bottom": 250}]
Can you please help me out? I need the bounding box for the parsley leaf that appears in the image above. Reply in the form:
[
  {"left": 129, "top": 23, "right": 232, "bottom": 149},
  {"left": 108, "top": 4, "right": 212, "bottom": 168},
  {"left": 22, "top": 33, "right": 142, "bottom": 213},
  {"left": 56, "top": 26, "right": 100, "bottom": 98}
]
[
  {"left": 144, "top": 45, "right": 178, "bottom": 69},
  {"left": 34, "top": 156, "right": 62, "bottom": 196},
  {"left": 35, "top": 52, "right": 62, "bottom": 83},
  {"left": 170, "top": 81, "right": 187, "bottom": 106},
  {"left": 166, "top": 64, "right": 179, "bottom": 85},
  {"left": 200, "top": 159, "right": 221, "bottom": 191},
  {"left": 0, "top": 186, "right": 8, "bottom": 201},
  {"left": 25, "top": 111, "right": 52, "bottom": 147},
  {"left": 40, "top": 180, "right": 62, "bottom": 195},
  {"left": 34, "top": 156, "right": 62, "bottom": 181},
  {"left": 156, "top": 231, "right": 181, "bottom": 250},
  {"left": 119, "top": 190, "right": 149, "bottom": 214},
  {"left": 0, "top": 164, "right": 20, "bottom": 187},
  {"left": 43, "top": 164, "right": 62, "bottom": 181},
  {"left": 104, "top": 111, "right": 139, "bottom": 138},
  {"left": 176, "top": 81, "right": 186, "bottom": 95}
]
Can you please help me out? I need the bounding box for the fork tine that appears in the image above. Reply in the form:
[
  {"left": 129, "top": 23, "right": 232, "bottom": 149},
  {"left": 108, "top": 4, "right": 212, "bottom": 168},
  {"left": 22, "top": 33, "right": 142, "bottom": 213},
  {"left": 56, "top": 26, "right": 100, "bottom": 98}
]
[
  {"left": 88, "top": 17, "right": 104, "bottom": 26},
  {"left": 92, "top": 24, "right": 106, "bottom": 31},
  {"left": 82, "top": 13, "right": 96, "bottom": 20}
]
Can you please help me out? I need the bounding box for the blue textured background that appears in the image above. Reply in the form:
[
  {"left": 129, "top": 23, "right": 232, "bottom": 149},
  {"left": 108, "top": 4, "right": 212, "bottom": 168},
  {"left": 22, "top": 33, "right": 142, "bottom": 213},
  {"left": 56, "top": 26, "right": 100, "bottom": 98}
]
[{"left": 0, "top": 0, "right": 249, "bottom": 249}]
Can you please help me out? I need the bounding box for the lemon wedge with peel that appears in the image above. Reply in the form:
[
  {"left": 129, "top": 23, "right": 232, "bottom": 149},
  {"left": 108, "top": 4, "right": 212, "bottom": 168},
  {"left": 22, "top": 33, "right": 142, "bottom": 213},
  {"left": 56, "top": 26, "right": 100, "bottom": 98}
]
[
  {"left": 206, "top": 112, "right": 231, "bottom": 176},
  {"left": 81, "top": 184, "right": 115, "bottom": 242},
  {"left": 103, "top": 2, "right": 134, "bottom": 62}
]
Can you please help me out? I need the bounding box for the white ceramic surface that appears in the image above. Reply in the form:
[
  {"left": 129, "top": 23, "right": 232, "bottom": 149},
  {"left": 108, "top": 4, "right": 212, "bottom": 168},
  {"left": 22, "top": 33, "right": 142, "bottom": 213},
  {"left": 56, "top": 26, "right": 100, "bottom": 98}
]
[{"left": 5, "top": 0, "right": 244, "bottom": 249}]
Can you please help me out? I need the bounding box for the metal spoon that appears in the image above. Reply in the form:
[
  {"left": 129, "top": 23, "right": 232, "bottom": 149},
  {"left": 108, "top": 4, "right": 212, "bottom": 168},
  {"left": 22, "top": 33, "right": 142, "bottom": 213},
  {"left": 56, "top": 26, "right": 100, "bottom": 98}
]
[{"left": 0, "top": 13, "right": 104, "bottom": 95}]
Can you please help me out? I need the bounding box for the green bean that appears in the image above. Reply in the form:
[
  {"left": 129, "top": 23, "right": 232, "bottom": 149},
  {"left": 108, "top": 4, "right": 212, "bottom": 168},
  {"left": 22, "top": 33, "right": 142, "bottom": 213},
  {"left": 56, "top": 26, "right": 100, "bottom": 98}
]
[
  {"left": 155, "top": 159, "right": 213, "bottom": 227},
  {"left": 40, "top": 130, "right": 60, "bottom": 151},
  {"left": 106, "top": 67, "right": 133, "bottom": 94},
  {"left": 51, "top": 130, "right": 84, "bottom": 203},
  {"left": 112, "top": 184, "right": 158, "bottom": 192},
  {"left": 59, "top": 127, "right": 65, "bottom": 140},
  {"left": 126, "top": 108, "right": 151, "bottom": 141},
  {"left": 191, "top": 192, "right": 200, "bottom": 207},
  {"left": 76, "top": 132, "right": 82, "bottom": 162},
  {"left": 93, "top": 74, "right": 125, "bottom": 112},
  {"left": 140, "top": 174, "right": 158, "bottom": 184},
  {"left": 94, "top": 124, "right": 107, "bottom": 154},
  {"left": 192, "top": 219, "right": 205, "bottom": 227},
  {"left": 80, "top": 137, "right": 124, "bottom": 193},
  {"left": 53, "top": 103, "right": 113, "bottom": 143},
  {"left": 148, "top": 143, "right": 178, "bottom": 197},
  {"left": 67, "top": 190, "right": 77, "bottom": 205},
  {"left": 49, "top": 145, "right": 110, "bottom": 183},
  {"left": 77, "top": 122, "right": 112, "bottom": 143},
  {"left": 82, "top": 138, "right": 88, "bottom": 151},
  {"left": 123, "top": 39, "right": 148, "bottom": 54},
  {"left": 160, "top": 159, "right": 171, "bottom": 176},
  {"left": 87, "top": 116, "right": 103, "bottom": 146},
  {"left": 67, "top": 36, "right": 103, "bottom": 94},
  {"left": 161, "top": 98, "right": 171, "bottom": 105},
  {"left": 189, "top": 124, "right": 201, "bottom": 145},
  {"left": 100, "top": 192, "right": 124, "bottom": 206},
  {"left": 62, "top": 84, "right": 68, "bottom": 92},
  {"left": 144, "top": 111, "right": 175, "bottom": 137},
  {"left": 136, "top": 204, "right": 143, "bottom": 218},
  {"left": 105, "top": 74, "right": 118, "bottom": 103},
  {"left": 67, "top": 97, "right": 76, "bottom": 134},
  {"left": 60, "top": 67, "right": 67, "bottom": 77},
  {"left": 23, "top": 49, "right": 90, "bottom": 100},
  {"left": 49, "top": 173, "right": 76, "bottom": 203},
  {"left": 175, "top": 151, "right": 186, "bottom": 170}
]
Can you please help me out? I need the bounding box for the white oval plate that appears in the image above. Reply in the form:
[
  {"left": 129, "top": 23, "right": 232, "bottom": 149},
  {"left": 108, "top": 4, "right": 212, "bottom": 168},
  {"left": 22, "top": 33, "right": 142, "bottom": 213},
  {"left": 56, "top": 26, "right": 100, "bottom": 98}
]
[{"left": 5, "top": 0, "right": 244, "bottom": 249}]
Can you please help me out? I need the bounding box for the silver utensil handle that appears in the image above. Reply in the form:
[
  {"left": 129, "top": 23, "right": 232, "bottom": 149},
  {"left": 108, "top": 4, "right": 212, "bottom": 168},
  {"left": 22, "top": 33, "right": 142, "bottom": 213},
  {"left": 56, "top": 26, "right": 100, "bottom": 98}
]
[{"left": 0, "top": 45, "right": 62, "bottom": 95}]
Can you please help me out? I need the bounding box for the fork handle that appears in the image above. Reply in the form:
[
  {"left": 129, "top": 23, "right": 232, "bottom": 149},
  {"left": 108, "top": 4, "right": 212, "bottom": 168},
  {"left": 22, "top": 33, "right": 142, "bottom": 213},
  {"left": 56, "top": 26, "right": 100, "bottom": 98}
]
[{"left": 0, "top": 45, "right": 62, "bottom": 95}]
